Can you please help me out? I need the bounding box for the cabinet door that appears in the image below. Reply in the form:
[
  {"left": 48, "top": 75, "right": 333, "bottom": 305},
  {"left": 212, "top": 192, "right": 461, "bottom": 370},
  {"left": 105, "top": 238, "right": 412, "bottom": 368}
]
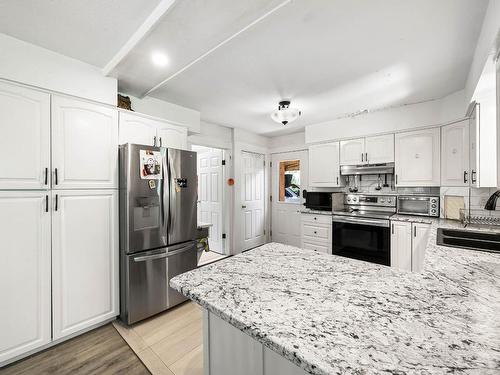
[
  {"left": 157, "top": 123, "right": 188, "bottom": 150},
  {"left": 390, "top": 221, "right": 412, "bottom": 271},
  {"left": 441, "top": 120, "right": 469, "bottom": 186},
  {"left": 340, "top": 138, "right": 364, "bottom": 165},
  {"left": 411, "top": 223, "right": 430, "bottom": 272},
  {"left": 0, "top": 82, "right": 50, "bottom": 190},
  {"left": 119, "top": 112, "right": 158, "bottom": 146},
  {"left": 52, "top": 96, "right": 118, "bottom": 189},
  {"left": 308, "top": 142, "right": 342, "bottom": 187},
  {"left": 468, "top": 103, "right": 479, "bottom": 187},
  {"left": 365, "top": 134, "right": 394, "bottom": 164},
  {"left": 395, "top": 128, "right": 440, "bottom": 186},
  {"left": 52, "top": 190, "right": 119, "bottom": 340},
  {"left": 0, "top": 192, "right": 51, "bottom": 364}
]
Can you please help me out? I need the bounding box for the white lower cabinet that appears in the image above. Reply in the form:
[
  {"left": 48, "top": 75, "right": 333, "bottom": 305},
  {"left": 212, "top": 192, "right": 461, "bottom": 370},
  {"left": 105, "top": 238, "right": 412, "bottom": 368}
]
[
  {"left": 0, "top": 192, "right": 51, "bottom": 364},
  {"left": 52, "top": 190, "right": 119, "bottom": 340},
  {"left": 300, "top": 214, "right": 332, "bottom": 254},
  {"left": 205, "top": 310, "right": 308, "bottom": 375},
  {"left": 390, "top": 220, "right": 430, "bottom": 272}
]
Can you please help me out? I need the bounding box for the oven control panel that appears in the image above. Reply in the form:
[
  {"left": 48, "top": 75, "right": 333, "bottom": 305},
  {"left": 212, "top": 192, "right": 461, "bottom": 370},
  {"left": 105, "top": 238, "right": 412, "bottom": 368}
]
[{"left": 345, "top": 194, "right": 397, "bottom": 208}]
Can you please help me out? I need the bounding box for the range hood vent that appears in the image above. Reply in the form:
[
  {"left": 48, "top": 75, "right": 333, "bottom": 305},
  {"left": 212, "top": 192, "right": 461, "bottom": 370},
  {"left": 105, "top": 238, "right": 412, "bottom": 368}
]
[{"left": 340, "top": 163, "right": 394, "bottom": 176}]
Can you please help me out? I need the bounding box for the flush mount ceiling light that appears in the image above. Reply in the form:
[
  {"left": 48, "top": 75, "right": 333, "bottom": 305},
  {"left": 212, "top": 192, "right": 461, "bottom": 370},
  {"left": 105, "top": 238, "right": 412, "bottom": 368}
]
[
  {"left": 151, "top": 51, "right": 169, "bottom": 67},
  {"left": 270, "top": 100, "right": 301, "bottom": 125}
]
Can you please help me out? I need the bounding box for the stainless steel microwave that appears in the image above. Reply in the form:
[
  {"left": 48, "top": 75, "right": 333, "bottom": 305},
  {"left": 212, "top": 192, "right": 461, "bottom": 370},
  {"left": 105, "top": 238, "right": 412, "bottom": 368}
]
[{"left": 397, "top": 196, "right": 439, "bottom": 217}]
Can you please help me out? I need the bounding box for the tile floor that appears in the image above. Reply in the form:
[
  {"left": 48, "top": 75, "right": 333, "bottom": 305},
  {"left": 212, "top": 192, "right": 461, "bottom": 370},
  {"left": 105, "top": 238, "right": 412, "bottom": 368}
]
[
  {"left": 198, "top": 250, "right": 228, "bottom": 266},
  {"left": 113, "top": 301, "right": 203, "bottom": 375}
]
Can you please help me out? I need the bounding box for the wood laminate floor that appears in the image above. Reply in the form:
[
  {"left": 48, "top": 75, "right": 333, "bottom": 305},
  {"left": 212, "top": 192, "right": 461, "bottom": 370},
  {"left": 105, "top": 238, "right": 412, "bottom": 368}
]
[
  {"left": 0, "top": 324, "right": 150, "bottom": 375},
  {"left": 113, "top": 301, "right": 203, "bottom": 375}
]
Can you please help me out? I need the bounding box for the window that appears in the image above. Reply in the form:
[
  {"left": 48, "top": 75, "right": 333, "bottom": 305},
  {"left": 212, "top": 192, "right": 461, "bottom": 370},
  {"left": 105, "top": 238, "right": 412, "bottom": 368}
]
[{"left": 279, "top": 160, "right": 300, "bottom": 203}]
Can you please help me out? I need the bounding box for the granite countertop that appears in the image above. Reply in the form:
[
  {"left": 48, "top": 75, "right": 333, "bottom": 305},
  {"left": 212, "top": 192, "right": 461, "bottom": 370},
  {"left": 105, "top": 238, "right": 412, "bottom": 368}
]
[
  {"left": 171, "top": 221, "right": 500, "bottom": 374},
  {"left": 390, "top": 213, "right": 435, "bottom": 224},
  {"left": 299, "top": 209, "right": 332, "bottom": 216}
]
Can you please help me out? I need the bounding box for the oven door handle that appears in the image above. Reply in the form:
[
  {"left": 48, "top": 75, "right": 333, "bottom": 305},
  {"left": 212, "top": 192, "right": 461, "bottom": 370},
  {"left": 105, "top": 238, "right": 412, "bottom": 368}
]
[
  {"left": 332, "top": 216, "right": 390, "bottom": 228},
  {"left": 398, "top": 197, "right": 430, "bottom": 201}
]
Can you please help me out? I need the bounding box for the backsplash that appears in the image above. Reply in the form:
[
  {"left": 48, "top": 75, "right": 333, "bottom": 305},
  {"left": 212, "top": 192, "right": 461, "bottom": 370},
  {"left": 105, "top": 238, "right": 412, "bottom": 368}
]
[{"left": 440, "top": 186, "right": 500, "bottom": 219}]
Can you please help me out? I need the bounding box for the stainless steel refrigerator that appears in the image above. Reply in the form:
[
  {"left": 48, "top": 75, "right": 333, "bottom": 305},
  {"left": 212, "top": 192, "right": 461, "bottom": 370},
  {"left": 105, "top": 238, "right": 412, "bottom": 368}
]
[{"left": 119, "top": 143, "right": 197, "bottom": 324}]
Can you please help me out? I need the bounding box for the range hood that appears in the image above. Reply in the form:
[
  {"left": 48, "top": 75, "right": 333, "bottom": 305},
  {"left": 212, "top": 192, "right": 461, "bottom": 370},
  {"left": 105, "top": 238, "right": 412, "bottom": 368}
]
[{"left": 340, "top": 163, "right": 394, "bottom": 176}]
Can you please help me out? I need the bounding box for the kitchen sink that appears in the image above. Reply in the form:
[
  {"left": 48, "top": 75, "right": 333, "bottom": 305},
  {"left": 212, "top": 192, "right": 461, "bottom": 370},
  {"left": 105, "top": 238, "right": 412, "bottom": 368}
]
[{"left": 436, "top": 228, "right": 500, "bottom": 254}]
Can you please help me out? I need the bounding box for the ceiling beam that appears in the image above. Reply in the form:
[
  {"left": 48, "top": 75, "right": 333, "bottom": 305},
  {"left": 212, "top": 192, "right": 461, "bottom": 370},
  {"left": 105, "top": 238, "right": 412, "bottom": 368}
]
[
  {"left": 102, "top": 0, "right": 176, "bottom": 76},
  {"left": 140, "top": 0, "right": 291, "bottom": 98}
]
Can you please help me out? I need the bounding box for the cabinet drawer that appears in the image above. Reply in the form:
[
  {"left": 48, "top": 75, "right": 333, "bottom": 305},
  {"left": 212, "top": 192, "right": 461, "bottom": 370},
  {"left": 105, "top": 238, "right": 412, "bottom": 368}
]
[
  {"left": 301, "top": 214, "right": 331, "bottom": 225},
  {"left": 302, "top": 223, "right": 330, "bottom": 241},
  {"left": 302, "top": 240, "right": 330, "bottom": 254}
]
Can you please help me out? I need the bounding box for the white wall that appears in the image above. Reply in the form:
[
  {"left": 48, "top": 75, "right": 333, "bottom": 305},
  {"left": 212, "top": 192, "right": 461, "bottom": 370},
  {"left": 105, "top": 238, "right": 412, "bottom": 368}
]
[
  {"left": 305, "top": 90, "right": 466, "bottom": 144},
  {"left": 188, "top": 121, "right": 233, "bottom": 150},
  {"left": 269, "top": 132, "right": 306, "bottom": 153},
  {"left": 465, "top": 0, "right": 500, "bottom": 105},
  {"left": 0, "top": 33, "right": 117, "bottom": 105},
  {"left": 121, "top": 93, "right": 201, "bottom": 133}
]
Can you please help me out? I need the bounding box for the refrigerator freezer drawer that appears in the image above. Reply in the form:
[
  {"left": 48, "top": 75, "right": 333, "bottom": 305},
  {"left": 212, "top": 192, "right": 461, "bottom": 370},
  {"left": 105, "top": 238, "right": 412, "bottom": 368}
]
[{"left": 120, "top": 241, "right": 197, "bottom": 325}]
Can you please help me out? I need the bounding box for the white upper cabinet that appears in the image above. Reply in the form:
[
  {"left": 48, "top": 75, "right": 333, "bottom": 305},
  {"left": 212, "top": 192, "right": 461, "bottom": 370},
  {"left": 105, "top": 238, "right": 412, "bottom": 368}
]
[
  {"left": 119, "top": 112, "right": 158, "bottom": 146},
  {"left": 309, "top": 142, "right": 342, "bottom": 187},
  {"left": 441, "top": 120, "right": 469, "bottom": 186},
  {"left": 365, "top": 134, "right": 394, "bottom": 164},
  {"left": 52, "top": 190, "right": 119, "bottom": 340},
  {"left": 157, "top": 123, "right": 188, "bottom": 150},
  {"left": 51, "top": 96, "right": 118, "bottom": 189},
  {"left": 119, "top": 111, "right": 188, "bottom": 150},
  {"left": 0, "top": 191, "right": 51, "bottom": 364},
  {"left": 0, "top": 82, "right": 51, "bottom": 190},
  {"left": 395, "top": 128, "right": 440, "bottom": 186},
  {"left": 340, "top": 135, "right": 394, "bottom": 165},
  {"left": 340, "top": 138, "right": 364, "bottom": 165}
]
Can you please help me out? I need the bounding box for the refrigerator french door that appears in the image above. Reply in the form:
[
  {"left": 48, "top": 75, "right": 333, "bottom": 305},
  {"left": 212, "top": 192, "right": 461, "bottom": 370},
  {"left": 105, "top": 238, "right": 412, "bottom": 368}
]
[{"left": 119, "top": 144, "right": 197, "bottom": 324}]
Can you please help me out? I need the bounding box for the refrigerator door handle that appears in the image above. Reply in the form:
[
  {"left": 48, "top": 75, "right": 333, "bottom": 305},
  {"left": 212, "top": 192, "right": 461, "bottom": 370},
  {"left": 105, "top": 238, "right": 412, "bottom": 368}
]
[
  {"left": 133, "top": 252, "right": 168, "bottom": 262},
  {"left": 167, "top": 242, "right": 195, "bottom": 257}
]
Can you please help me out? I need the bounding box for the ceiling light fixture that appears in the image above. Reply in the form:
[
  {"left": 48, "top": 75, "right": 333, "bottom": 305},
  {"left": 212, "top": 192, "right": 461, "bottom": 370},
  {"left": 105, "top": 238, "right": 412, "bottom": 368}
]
[
  {"left": 271, "top": 100, "right": 301, "bottom": 125},
  {"left": 151, "top": 51, "right": 169, "bottom": 67}
]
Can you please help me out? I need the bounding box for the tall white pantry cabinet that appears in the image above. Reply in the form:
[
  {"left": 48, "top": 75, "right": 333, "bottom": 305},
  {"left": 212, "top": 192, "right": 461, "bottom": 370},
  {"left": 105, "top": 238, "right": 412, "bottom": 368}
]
[{"left": 0, "top": 81, "right": 119, "bottom": 366}]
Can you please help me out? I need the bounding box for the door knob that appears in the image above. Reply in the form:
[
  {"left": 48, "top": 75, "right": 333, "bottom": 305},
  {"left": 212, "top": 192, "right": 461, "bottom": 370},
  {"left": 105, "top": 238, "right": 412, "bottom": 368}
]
[{"left": 242, "top": 205, "right": 247, "bottom": 209}]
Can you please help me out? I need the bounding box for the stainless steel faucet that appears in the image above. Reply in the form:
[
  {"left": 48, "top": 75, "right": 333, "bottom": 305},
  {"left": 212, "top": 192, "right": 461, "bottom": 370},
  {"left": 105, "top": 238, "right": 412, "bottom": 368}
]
[{"left": 484, "top": 190, "right": 500, "bottom": 210}]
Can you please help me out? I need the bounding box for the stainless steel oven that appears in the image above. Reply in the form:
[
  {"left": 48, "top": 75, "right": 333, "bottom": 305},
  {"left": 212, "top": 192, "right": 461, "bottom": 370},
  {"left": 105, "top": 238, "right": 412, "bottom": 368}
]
[
  {"left": 397, "top": 195, "right": 439, "bottom": 217},
  {"left": 332, "top": 215, "right": 391, "bottom": 266}
]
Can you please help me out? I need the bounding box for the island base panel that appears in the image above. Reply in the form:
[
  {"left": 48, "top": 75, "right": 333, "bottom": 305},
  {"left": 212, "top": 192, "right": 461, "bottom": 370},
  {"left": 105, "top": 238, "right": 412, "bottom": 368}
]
[{"left": 203, "top": 309, "right": 308, "bottom": 375}]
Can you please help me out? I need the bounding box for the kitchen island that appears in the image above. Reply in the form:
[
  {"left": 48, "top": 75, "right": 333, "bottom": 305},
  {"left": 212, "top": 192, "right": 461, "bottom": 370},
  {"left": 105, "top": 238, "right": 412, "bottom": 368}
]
[{"left": 170, "top": 220, "right": 500, "bottom": 375}]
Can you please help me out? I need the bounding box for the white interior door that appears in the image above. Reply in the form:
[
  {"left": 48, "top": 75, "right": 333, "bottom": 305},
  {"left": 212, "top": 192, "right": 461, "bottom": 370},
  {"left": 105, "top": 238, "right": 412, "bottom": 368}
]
[
  {"left": 241, "top": 151, "right": 266, "bottom": 251},
  {"left": 271, "top": 151, "right": 307, "bottom": 247},
  {"left": 197, "top": 147, "right": 224, "bottom": 254}
]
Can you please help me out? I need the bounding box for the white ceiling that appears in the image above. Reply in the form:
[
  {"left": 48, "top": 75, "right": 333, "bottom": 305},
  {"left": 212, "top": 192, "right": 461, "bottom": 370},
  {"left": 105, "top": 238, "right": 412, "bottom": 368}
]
[
  {"left": 0, "top": 0, "right": 489, "bottom": 136},
  {"left": 0, "top": 0, "right": 163, "bottom": 67},
  {"left": 146, "top": 0, "right": 488, "bottom": 135}
]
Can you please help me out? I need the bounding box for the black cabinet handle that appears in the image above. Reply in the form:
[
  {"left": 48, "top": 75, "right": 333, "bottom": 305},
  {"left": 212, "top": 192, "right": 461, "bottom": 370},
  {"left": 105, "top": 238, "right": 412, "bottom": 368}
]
[
  {"left": 391, "top": 223, "right": 394, "bottom": 234},
  {"left": 361, "top": 153, "right": 364, "bottom": 162},
  {"left": 44, "top": 168, "right": 48, "bottom": 185},
  {"left": 414, "top": 226, "right": 416, "bottom": 237},
  {"left": 153, "top": 136, "right": 157, "bottom": 146},
  {"left": 336, "top": 176, "right": 339, "bottom": 185},
  {"left": 463, "top": 171, "right": 468, "bottom": 184},
  {"left": 54, "top": 168, "right": 58, "bottom": 185},
  {"left": 159, "top": 137, "right": 162, "bottom": 147},
  {"left": 45, "top": 195, "right": 49, "bottom": 212},
  {"left": 395, "top": 174, "right": 398, "bottom": 185},
  {"left": 55, "top": 194, "right": 58, "bottom": 211}
]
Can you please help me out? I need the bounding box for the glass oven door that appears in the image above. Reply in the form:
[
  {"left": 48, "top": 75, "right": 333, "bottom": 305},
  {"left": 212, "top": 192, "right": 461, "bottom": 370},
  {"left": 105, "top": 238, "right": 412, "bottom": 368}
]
[
  {"left": 332, "top": 216, "right": 390, "bottom": 266},
  {"left": 397, "top": 197, "right": 430, "bottom": 216}
]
